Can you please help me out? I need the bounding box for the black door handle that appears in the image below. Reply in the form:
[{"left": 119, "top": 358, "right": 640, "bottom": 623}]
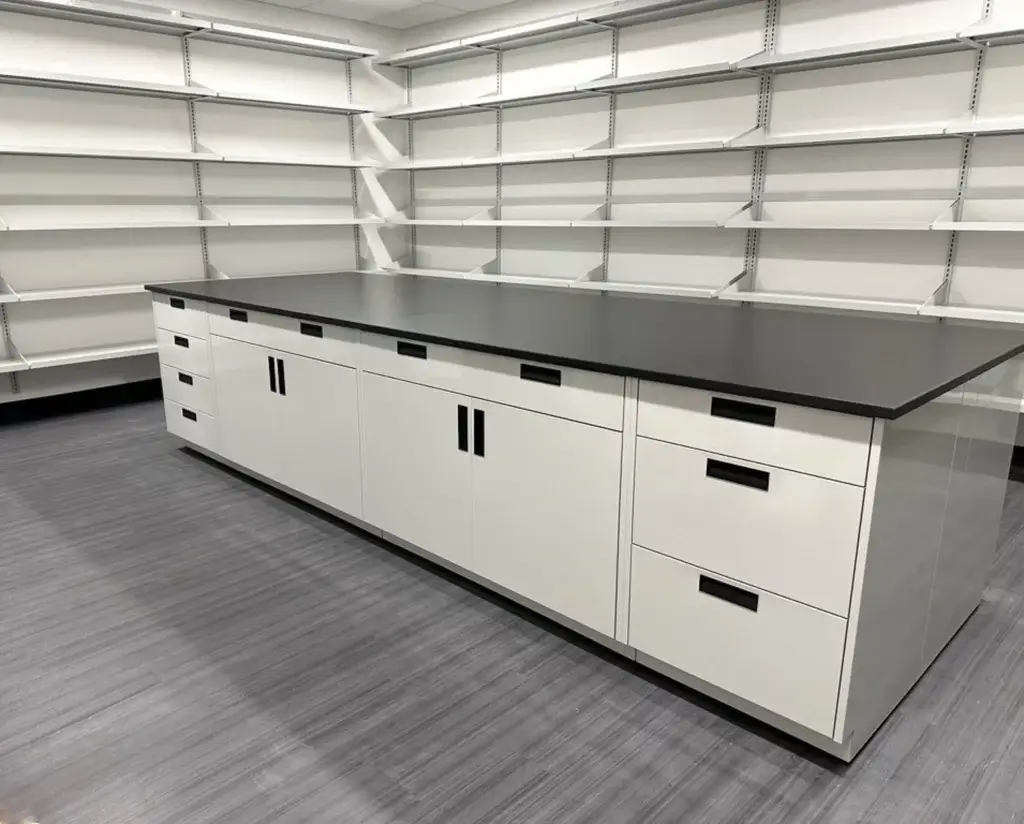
[
  {"left": 178, "top": 372, "right": 194, "bottom": 386},
  {"left": 520, "top": 363, "right": 562, "bottom": 386},
  {"left": 397, "top": 341, "right": 427, "bottom": 359},
  {"left": 710, "top": 396, "right": 776, "bottom": 427},
  {"left": 458, "top": 405, "right": 468, "bottom": 452},
  {"left": 277, "top": 358, "right": 286, "bottom": 396},
  {"left": 170, "top": 297, "right": 185, "bottom": 309},
  {"left": 173, "top": 335, "right": 189, "bottom": 348},
  {"left": 300, "top": 322, "right": 323, "bottom": 338},
  {"left": 706, "top": 458, "right": 770, "bottom": 492},
  {"left": 699, "top": 574, "right": 759, "bottom": 612},
  {"left": 268, "top": 356, "right": 277, "bottom": 393},
  {"left": 473, "top": 409, "right": 485, "bottom": 457},
  {"left": 229, "top": 308, "right": 248, "bottom": 322}
]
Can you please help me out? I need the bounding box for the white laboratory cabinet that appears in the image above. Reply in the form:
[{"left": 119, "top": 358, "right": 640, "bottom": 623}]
[{"left": 150, "top": 291, "right": 1021, "bottom": 762}]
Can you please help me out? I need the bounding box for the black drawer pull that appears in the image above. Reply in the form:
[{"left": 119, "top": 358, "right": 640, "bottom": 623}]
[
  {"left": 268, "top": 356, "right": 277, "bottom": 393},
  {"left": 473, "top": 408, "right": 485, "bottom": 457},
  {"left": 277, "top": 358, "right": 286, "bottom": 397},
  {"left": 520, "top": 363, "right": 561, "bottom": 386},
  {"left": 397, "top": 341, "right": 427, "bottom": 359},
  {"left": 706, "top": 458, "right": 770, "bottom": 492},
  {"left": 458, "top": 404, "right": 468, "bottom": 452},
  {"left": 178, "top": 372, "right": 194, "bottom": 386},
  {"left": 300, "top": 322, "right": 323, "bottom": 338},
  {"left": 699, "top": 574, "right": 759, "bottom": 612},
  {"left": 182, "top": 409, "right": 198, "bottom": 422},
  {"left": 229, "top": 308, "right": 248, "bottom": 323},
  {"left": 710, "top": 396, "right": 776, "bottom": 428},
  {"left": 173, "top": 335, "right": 189, "bottom": 348},
  {"left": 169, "top": 297, "right": 185, "bottom": 309}
]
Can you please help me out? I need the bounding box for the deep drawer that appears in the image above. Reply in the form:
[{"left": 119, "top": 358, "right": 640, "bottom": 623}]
[
  {"left": 629, "top": 547, "right": 846, "bottom": 738},
  {"left": 638, "top": 382, "right": 872, "bottom": 485},
  {"left": 157, "top": 328, "right": 211, "bottom": 378},
  {"left": 209, "top": 304, "right": 359, "bottom": 368},
  {"left": 152, "top": 294, "right": 209, "bottom": 339},
  {"left": 164, "top": 400, "right": 216, "bottom": 452},
  {"left": 160, "top": 365, "right": 216, "bottom": 417},
  {"left": 633, "top": 437, "right": 863, "bottom": 616}
]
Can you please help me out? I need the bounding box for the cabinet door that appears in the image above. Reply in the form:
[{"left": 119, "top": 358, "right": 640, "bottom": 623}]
[
  {"left": 275, "top": 352, "right": 363, "bottom": 519},
  {"left": 211, "top": 334, "right": 282, "bottom": 480},
  {"left": 471, "top": 401, "right": 622, "bottom": 637},
  {"left": 361, "top": 372, "right": 473, "bottom": 569}
]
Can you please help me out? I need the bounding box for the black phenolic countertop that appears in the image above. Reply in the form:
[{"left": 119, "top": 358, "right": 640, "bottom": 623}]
[{"left": 146, "top": 272, "right": 1024, "bottom": 419}]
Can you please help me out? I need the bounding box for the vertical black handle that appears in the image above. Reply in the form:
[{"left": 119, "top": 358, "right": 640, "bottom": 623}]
[
  {"left": 277, "top": 358, "right": 286, "bottom": 397},
  {"left": 268, "top": 356, "right": 277, "bottom": 394},
  {"left": 473, "top": 409, "right": 485, "bottom": 457},
  {"left": 169, "top": 297, "right": 185, "bottom": 309},
  {"left": 458, "top": 405, "right": 468, "bottom": 452}
]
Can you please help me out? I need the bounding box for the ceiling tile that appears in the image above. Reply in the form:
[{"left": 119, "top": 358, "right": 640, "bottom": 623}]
[
  {"left": 372, "top": 2, "right": 466, "bottom": 28},
  {"left": 254, "top": 0, "right": 319, "bottom": 9},
  {"left": 303, "top": 0, "right": 419, "bottom": 22},
  {"left": 440, "top": 0, "right": 514, "bottom": 9}
]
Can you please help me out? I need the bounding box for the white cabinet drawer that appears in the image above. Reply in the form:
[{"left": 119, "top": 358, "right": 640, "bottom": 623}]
[
  {"left": 638, "top": 382, "right": 872, "bottom": 485},
  {"left": 361, "top": 332, "right": 624, "bottom": 431},
  {"left": 633, "top": 438, "right": 862, "bottom": 616},
  {"left": 629, "top": 547, "right": 846, "bottom": 737},
  {"left": 157, "top": 328, "right": 211, "bottom": 378},
  {"left": 361, "top": 331, "right": 472, "bottom": 395},
  {"left": 164, "top": 400, "right": 216, "bottom": 452},
  {"left": 152, "top": 294, "right": 209, "bottom": 339},
  {"left": 160, "top": 365, "right": 216, "bottom": 417},
  {"left": 465, "top": 351, "right": 624, "bottom": 431},
  {"left": 209, "top": 304, "right": 359, "bottom": 367}
]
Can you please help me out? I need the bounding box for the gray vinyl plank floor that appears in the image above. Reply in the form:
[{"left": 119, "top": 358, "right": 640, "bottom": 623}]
[{"left": 2, "top": 400, "right": 1024, "bottom": 823}]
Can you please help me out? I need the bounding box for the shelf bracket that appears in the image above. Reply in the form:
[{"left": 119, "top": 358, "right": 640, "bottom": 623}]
[
  {"left": 711, "top": 270, "right": 749, "bottom": 298},
  {"left": 917, "top": 274, "right": 951, "bottom": 313}
]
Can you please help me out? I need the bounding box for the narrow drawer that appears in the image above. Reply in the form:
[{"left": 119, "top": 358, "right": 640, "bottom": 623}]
[
  {"left": 464, "top": 351, "right": 624, "bottom": 431},
  {"left": 633, "top": 438, "right": 862, "bottom": 615},
  {"left": 629, "top": 547, "right": 846, "bottom": 737},
  {"left": 164, "top": 400, "right": 216, "bottom": 452},
  {"left": 152, "top": 293, "right": 209, "bottom": 339},
  {"left": 638, "top": 382, "right": 872, "bottom": 485},
  {"left": 361, "top": 331, "right": 471, "bottom": 395},
  {"left": 208, "top": 304, "right": 358, "bottom": 367},
  {"left": 157, "top": 328, "right": 211, "bottom": 378},
  {"left": 160, "top": 365, "right": 216, "bottom": 417}
]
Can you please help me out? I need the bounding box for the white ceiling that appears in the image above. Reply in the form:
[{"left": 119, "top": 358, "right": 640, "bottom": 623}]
[{"left": 257, "top": 0, "right": 515, "bottom": 29}]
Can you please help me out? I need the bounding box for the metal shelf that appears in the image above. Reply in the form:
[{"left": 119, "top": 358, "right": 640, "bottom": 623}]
[
  {"left": 731, "top": 218, "right": 937, "bottom": 231},
  {"left": 730, "top": 123, "right": 952, "bottom": 149},
  {"left": 932, "top": 221, "right": 1024, "bottom": 232},
  {"left": 0, "top": 0, "right": 209, "bottom": 35},
  {"left": 960, "top": 19, "right": 1024, "bottom": 47},
  {"left": 571, "top": 280, "right": 716, "bottom": 298},
  {"left": 0, "top": 145, "right": 218, "bottom": 162},
  {"left": 717, "top": 290, "right": 923, "bottom": 315},
  {"left": 920, "top": 304, "right": 1024, "bottom": 323},
  {"left": 209, "top": 92, "right": 372, "bottom": 116},
  {"left": 16, "top": 284, "right": 148, "bottom": 302},
  {"left": 0, "top": 67, "right": 211, "bottom": 100},
  {"left": 216, "top": 217, "right": 383, "bottom": 227},
  {"left": 1, "top": 219, "right": 227, "bottom": 232},
  {"left": 946, "top": 115, "right": 1024, "bottom": 137},
  {"left": 186, "top": 21, "right": 376, "bottom": 61},
  {"left": 737, "top": 30, "right": 968, "bottom": 74},
  {"left": 379, "top": 0, "right": 759, "bottom": 67},
  {"left": 580, "top": 60, "right": 756, "bottom": 93},
  {"left": 384, "top": 83, "right": 596, "bottom": 120},
  {"left": 27, "top": 341, "right": 157, "bottom": 370},
  {"left": 217, "top": 154, "right": 378, "bottom": 169}
]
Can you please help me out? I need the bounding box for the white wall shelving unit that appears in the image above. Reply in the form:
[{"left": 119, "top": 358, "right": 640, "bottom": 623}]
[
  {"left": 0, "top": 0, "right": 386, "bottom": 402},
  {"left": 363, "top": 0, "right": 1024, "bottom": 344}
]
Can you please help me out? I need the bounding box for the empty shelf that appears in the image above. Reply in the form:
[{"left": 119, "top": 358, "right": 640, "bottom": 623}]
[
  {"left": 3, "top": 219, "right": 227, "bottom": 232},
  {"left": 219, "top": 217, "right": 382, "bottom": 227},
  {"left": 571, "top": 281, "right": 716, "bottom": 298},
  {"left": 0, "top": 145, "right": 217, "bottom": 162},
  {"left": 960, "top": 19, "right": 1024, "bottom": 46},
  {"left": 733, "top": 219, "right": 935, "bottom": 231},
  {"left": 946, "top": 115, "right": 1024, "bottom": 137},
  {"left": 0, "top": 68, "right": 211, "bottom": 99},
  {"left": 738, "top": 30, "right": 966, "bottom": 73},
  {"left": 920, "top": 304, "right": 1024, "bottom": 323},
  {"left": 576, "top": 139, "right": 731, "bottom": 159},
  {"left": 0, "top": 356, "right": 27, "bottom": 374},
  {"left": 0, "top": 0, "right": 209, "bottom": 35},
  {"left": 217, "top": 154, "right": 378, "bottom": 168},
  {"left": 209, "top": 92, "right": 372, "bottom": 116},
  {"left": 383, "top": 84, "right": 597, "bottom": 120},
  {"left": 188, "top": 22, "right": 376, "bottom": 60},
  {"left": 730, "top": 123, "right": 951, "bottom": 149},
  {"left": 28, "top": 341, "right": 158, "bottom": 370},
  {"left": 932, "top": 221, "right": 1024, "bottom": 232},
  {"left": 581, "top": 61, "right": 754, "bottom": 93},
  {"left": 717, "top": 290, "right": 922, "bottom": 314},
  {"left": 16, "top": 284, "right": 147, "bottom": 302}
]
